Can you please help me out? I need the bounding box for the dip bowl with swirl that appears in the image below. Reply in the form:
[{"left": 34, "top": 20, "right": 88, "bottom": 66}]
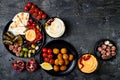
[
  {"left": 45, "top": 18, "right": 65, "bottom": 38},
  {"left": 78, "top": 53, "right": 99, "bottom": 74}
]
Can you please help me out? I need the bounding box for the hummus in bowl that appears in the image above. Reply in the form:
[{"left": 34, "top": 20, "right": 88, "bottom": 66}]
[
  {"left": 78, "top": 54, "right": 98, "bottom": 73},
  {"left": 45, "top": 18, "right": 65, "bottom": 38}
]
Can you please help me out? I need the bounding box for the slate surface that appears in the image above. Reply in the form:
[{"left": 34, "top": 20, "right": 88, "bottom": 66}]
[{"left": 0, "top": 0, "right": 120, "bottom": 80}]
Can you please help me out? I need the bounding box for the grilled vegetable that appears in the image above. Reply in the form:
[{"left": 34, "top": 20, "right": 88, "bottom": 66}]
[
  {"left": 3, "top": 35, "right": 11, "bottom": 41},
  {"left": 3, "top": 40, "right": 13, "bottom": 45},
  {"left": 13, "top": 35, "right": 23, "bottom": 46},
  {"left": 6, "top": 32, "right": 14, "bottom": 39}
]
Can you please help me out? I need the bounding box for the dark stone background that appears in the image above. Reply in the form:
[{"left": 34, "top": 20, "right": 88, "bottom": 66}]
[{"left": 0, "top": 0, "right": 120, "bottom": 80}]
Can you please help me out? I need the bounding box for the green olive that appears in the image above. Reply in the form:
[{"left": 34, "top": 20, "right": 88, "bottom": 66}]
[
  {"left": 31, "top": 44, "right": 36, "bottom": 49},
  {"left": 24, "top": 52, "right": 28, "bottom": 58},
  {"left": 32, "top": 49, "right": 36, "bottom": 54},
  {"left": 20, "top": 51, "right": 24, "bottom": 57},
  {"left": 22, "top": 48, "right": 28, "bottom": 52},
  {"left": 35, "top": 46, "right": 39, "bottom": 50},
  {"left": 28, "top": 50, "right": 32, "bottom": 54},
  {"left": 28, "top": 53, "right": 31, "bottom": 58}
]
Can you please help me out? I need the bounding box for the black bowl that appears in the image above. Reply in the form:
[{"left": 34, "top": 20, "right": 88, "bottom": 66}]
[
  {"left": 2, "top": 20, "right": 46, "bottom": 58},
  {"left": 94, "top": 39, "right": 117, "bottom": 61},
  {"left": 77, "top": 53, "right": 100, "bottom": 75},
  {"left": 40, "top": 40, "right": 78, "bottom": 76}
]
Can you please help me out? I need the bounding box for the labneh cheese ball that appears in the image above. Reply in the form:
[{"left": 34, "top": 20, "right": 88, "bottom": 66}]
[{"left": 97, "top": 40, "right": 117, "bottom": 60}]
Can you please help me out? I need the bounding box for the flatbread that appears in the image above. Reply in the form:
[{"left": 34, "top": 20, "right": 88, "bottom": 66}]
[
  {"left": 8, "top": 22, "right": 26, "bottom": 36},
  {"left": 8, "top": 12, "right": 29, "bottom": 35},
  {"left": 12, "top": 12, "right": 29, "bottom": 26}
]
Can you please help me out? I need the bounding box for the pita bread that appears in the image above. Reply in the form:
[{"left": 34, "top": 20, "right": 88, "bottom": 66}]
[
  {"left": 8, "top": 22, "right": 26, "bottom": 36},
  {"left": 12, "top": 12, "right": 29, "bottom": 26},
  {"left": 8, "top": 12, "right": 29, "bottom": 35}
]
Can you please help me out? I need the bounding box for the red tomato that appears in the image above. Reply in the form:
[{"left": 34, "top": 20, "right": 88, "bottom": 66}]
[
  {"left": 27, "top": 21, "right": 31, "bottom": 26},
  {"left": 47, "top": 49, "right": 52, "bottom": 54},
  {"left": 27, "top": 26, "right": 43, "bottom": 44},
  {"left": 29, "top": 18, "right": 33, "bottom": 23},
  {"left": 49, "top": 59, "right": 54, "bottom": 64},
  {"left": 42, "top": 48, "right": 47, "bottom": 53},
  {"left": 42, "top": 53, "right": 48, "bottom": 58},
  {"left": 27, "top": 2, "right": 32, "bottom": 8},
  {"left": 31, "top": 4, "right": 36, "bottom": 10},
  {"left": 36, "top": 15, "right": 41, "bottom": 20},
  {"left": 32, "top": 22, "right": 36, "bottom": 27},
  {"left": 48, "top": 54, "right": 53, "bottom": 59},
  {"left": 34, "top": 8, "right": 39, "bottom": 13},
  {"left": 33, "top": 13, "right": 38, "bottom": 17},
  {"left": 38, "top": 34, "right": 43, "bottom": 40},
  {"left": 29, "top": 10, "right": 34, "bottom": 14},
  {"left": 24, "top": 6, "right": 29, "bottom": 11},
  {"left": 38, "top": 10, "right": 43, "bottom": 15},
  {"left": 44, "top": 58, "right": 49, "bottom": 62},
  {"left": 48, "top": 52, "right": 52, "bottom": 55},
  {"left": 41, "top": 14, "right": 46, "bottom": 19}
]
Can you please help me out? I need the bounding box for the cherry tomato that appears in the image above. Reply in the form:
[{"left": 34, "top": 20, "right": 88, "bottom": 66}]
[
  {"left": 48, "top": 54, "right": 53, "bottom": 59},
  {"left": 36, "top": 15, "right": 41, "bottom": 20},
  {"left": 27, "top": 2, "right": 32, "bottom": 8},
  {"left": 24, "top": 6, "right": 29, "bottom": 11},
  {"left": 27, "top": 25, "right": 32, "bottom": 29},
  {"left": 29, "top": 10, "right": 34, "bottom": 14},
  {"left": 38, "top": 10, "right": 43, "bottom": 15},
  {"left": 42, "top": 53, "right": 48, "bottom": 58},
  {"left": 33, "top": 13, "right": 38, "bottom": 17},
  {"left": 34, "top": 8, "right": 39, "bottom": 13},
  {"left": 41, "top": 14, "right": 46, "bottom": 19},
  {"left": 32, "top": 22, "right": 37, "bottom": 27},
  {"left": 31, "top": 4, "right": 36, "bottom": 10},
  {"left": 42, "top": 48, "right": 47, "bottom": 53},
  {"left": 38, "top": 34, "right": 43, "bottom": 40},
  {"left": 47, "top": 52, "right": 52, "bottom": 55},
  {"left": 27, "top": 21, "right": 31, "bottom": 26},
  {"left": 47, "top": 48, "right": 52, "bottom": 54},
  {"left": 49, "top": 59, "right": 54, "bottom": 64},
  {"left": 44, "top": 57, "right": 49, "bottom": 62},
  {"left": 29, "top": 18, "right": 33, "bottom": 23}
]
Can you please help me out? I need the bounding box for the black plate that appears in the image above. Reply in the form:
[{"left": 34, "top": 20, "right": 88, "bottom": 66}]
[
  {"left": 40, "top": 40, "right": 78, "bottom": 76},
  {"left": 94, "top": 39, "right": 117, "bottom": 60},
  {"left": 2, "top": 20, "right": 46, "bottom": 58}
]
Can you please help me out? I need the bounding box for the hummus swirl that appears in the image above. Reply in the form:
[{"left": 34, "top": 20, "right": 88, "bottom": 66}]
[
  {"left": 78, "top": 54, "right": 98, "bottom": 73},
  {"left": 45, "top": 18, "right": 65, "bottom": 38}
]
